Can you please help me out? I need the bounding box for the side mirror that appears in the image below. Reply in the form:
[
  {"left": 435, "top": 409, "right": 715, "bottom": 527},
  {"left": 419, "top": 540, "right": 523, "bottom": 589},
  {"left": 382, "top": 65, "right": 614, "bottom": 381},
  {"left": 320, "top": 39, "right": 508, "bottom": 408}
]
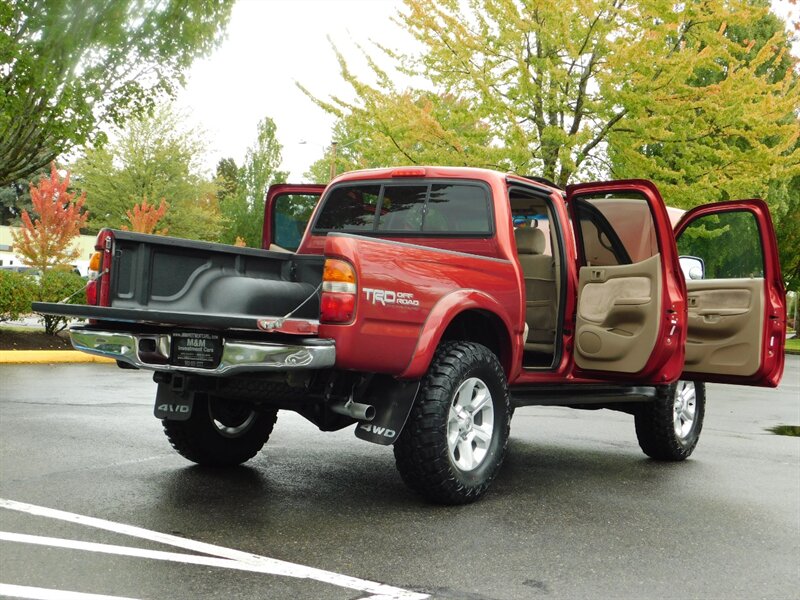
[{"left": 679, "top": 256, "right": 705, "bottom": 281}]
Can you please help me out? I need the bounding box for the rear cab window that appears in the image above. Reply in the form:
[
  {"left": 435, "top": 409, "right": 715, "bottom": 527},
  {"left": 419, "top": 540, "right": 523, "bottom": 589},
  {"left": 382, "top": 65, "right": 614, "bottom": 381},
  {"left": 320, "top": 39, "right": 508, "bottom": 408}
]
[{"left": 311, "top": 180, "right": 493, "bottom": 237}]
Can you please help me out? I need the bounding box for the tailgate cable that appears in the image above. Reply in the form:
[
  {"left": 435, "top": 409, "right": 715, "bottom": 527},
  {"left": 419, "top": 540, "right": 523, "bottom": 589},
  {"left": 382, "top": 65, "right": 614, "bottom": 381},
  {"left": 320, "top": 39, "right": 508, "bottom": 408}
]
[
  {"left": 56, "top": 278, "right": 93, "bottom": 304},
  {"left": 259, "top": 283, "right": 322, "bottom": 331}
]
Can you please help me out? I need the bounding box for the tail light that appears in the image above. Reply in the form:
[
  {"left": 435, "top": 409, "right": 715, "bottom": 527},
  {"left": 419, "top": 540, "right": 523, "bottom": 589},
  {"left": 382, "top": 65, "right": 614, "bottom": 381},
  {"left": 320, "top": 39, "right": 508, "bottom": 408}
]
[
  {"left": 320, "top": 258, "right": 356, "bottom": 323},
  {"left": 86, "top": 229, "right": 114, "bottom": 306}
]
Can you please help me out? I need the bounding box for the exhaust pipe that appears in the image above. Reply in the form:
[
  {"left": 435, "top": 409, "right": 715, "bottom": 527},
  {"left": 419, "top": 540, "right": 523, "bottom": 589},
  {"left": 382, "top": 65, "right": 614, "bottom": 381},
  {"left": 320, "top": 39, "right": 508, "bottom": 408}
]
[{"left": 330, "top": 398, "right": 375, "bottom": 421}]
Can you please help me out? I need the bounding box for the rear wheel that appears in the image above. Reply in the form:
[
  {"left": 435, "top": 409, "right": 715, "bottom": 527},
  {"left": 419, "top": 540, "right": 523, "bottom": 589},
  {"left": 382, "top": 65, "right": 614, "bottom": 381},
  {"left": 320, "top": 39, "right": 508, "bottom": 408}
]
[
  {"left": 162, "top": 394, "right": 277, "bottom": 467},
  {"left": 634, "top": 380, "right": 705, "bottom": 461},
  {"left": 394, "top": 341, "right": 511, "bottom": 504}
]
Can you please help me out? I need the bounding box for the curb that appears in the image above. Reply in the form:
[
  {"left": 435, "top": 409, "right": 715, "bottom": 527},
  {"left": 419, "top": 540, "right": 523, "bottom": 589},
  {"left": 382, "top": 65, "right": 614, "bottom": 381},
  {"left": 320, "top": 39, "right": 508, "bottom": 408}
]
[{"left": 0, "top": 350, "right": 115, "bottom": 364}]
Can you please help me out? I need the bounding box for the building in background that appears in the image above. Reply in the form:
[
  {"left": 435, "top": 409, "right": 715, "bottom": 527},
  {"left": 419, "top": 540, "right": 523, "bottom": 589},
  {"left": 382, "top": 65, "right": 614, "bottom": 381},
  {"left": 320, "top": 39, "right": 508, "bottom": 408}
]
[{"left": 0, "top": 226, "right": 96, "bottom": 276}]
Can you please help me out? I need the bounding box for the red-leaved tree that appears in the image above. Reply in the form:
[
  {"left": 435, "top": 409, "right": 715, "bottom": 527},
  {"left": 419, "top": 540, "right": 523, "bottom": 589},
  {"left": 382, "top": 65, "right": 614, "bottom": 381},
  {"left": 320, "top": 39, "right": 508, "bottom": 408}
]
[
  {"left": 11, "top": 163, "right": 89, "bottom": 271},
  {"left": 122, "top": 196, "right": 169, "bottom": 235}
]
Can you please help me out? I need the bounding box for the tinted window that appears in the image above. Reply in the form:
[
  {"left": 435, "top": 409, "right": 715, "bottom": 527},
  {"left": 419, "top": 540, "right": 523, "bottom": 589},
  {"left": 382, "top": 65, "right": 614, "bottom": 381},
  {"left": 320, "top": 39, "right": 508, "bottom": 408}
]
[
  {"left": 677, "top": 210, "right": 763, "bottom": 278},
  {"left": 376, "top": 185, "right": 427, "bottom": 231},
  {"left": 427, "top": 184, "right": 490, "bottom": 233},
  {"left": 273, "top": 193, "right": 320, "bottom": 251},
  {"left": 313, "top": 185, "right": 380, "bottom": 231},
  {"left": 313, "top": 181, "right": 491, "bottom": 235}
]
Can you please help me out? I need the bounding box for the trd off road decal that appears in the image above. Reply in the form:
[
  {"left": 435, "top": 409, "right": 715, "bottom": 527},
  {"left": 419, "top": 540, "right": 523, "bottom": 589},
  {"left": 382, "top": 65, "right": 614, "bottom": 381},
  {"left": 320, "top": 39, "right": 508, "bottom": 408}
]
[{"left": 363, "top": 288, "right": 420, "bottom": 307}]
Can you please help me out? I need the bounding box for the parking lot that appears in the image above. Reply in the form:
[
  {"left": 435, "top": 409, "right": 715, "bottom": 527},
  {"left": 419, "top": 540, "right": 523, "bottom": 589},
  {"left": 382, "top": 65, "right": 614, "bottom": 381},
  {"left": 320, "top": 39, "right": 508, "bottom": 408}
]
[{"left": 1, "top": 358, "right": 798, "bottom": 599}]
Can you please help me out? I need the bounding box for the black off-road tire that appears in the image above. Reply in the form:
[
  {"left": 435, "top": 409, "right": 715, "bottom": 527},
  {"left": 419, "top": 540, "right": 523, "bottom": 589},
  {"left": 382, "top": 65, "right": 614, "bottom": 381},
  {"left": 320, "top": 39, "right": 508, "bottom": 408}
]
[
  {"left": 635, "top": 380, "right": 705, "bottom": 461},
  {"left": 393, "top": 341, "right": 512, "bottom": 505},
  {"left": 162, "top": 394, "right": 278, "bottom": 467}
]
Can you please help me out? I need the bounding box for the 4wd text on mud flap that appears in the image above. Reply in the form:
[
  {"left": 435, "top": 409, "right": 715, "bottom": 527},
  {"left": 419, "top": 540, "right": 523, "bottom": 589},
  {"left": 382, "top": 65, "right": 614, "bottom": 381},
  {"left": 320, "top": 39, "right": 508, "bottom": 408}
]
[
  {"left": 359, "top": 423, "right": 396, "bottom": 438},
  {"left": 157, "top": 404, "right": 190, "bottom": 414}
]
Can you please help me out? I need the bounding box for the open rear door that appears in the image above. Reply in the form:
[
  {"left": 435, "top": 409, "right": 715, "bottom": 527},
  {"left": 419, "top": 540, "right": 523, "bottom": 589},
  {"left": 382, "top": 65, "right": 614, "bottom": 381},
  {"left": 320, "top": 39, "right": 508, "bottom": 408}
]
[
  {"left": 263, "top": 184, "right": 325, "bottom": 252},
  {"left": 674, "top": 199, "right": 785, "bottom": 387},
  {"left": 566, "top": 180, "right": 685, "bottom": 383}
]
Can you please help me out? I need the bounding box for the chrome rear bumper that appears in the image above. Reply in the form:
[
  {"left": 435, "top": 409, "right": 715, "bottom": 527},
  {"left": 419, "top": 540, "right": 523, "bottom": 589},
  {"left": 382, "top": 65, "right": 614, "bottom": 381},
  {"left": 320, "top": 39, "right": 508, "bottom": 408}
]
[{"left": 69, "top": 327, "right": 335, "bottom": 375}]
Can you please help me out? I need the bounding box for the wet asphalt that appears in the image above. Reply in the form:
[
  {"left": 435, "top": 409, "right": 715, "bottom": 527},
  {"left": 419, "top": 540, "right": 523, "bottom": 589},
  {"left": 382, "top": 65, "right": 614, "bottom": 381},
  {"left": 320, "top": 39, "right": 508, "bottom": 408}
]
[{"left": 0, "top": 358, "right": 798, "bottom": 599}]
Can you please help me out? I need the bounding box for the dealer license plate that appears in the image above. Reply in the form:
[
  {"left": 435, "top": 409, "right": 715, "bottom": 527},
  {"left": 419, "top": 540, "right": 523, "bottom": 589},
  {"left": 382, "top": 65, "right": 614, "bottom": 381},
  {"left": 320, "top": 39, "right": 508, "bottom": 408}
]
[{"left": 171, "top": 332, "right": 223, "bottom": 369}]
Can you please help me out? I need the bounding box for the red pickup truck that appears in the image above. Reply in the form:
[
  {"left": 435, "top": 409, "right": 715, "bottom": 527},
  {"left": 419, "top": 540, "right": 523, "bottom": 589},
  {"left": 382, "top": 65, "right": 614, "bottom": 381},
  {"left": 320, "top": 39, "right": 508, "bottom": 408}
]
[{"left": 35, "top": 167, "right": 786, "bottom": 504}]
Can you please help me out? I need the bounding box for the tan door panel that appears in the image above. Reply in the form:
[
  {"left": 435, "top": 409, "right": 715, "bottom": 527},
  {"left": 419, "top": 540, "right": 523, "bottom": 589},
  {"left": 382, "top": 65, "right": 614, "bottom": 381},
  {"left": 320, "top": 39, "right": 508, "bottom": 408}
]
[
  {"left": 575, "top": 254, "right": 662, "bottom": 373},
  {"left": 684, "top": 279, "right": 764, "bottom": 376}
]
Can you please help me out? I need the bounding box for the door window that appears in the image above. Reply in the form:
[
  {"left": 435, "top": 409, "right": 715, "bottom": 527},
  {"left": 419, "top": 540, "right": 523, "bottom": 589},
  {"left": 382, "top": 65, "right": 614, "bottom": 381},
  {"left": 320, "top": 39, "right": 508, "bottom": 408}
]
[
  {"left": 573, "top": 193, "right": 658, "bottom": 266},
  {"left": 273, "top": 193, "right": 323, "bottom": 252},
  {"left": 676, "top": 210, "right": 764, "bottom": 279}
]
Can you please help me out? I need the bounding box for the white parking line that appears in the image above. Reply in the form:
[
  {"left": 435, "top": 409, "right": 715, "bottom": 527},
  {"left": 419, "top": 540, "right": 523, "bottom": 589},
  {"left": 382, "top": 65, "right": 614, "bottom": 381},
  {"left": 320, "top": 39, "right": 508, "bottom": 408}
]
[
  {"left": 0, "top": 583, "right": 139, "bottom": 600},
  {"left": 0, "top": 499, "right": 428, "bottom": 600}
]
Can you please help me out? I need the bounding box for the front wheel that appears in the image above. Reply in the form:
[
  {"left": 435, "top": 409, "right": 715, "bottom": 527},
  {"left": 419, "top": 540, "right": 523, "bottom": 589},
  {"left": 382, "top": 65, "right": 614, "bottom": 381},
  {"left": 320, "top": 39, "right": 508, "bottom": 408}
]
[
  {"left": 634, "top": 380, "right": 705, "bottom": 461},
  {"left": 162, "top": 394, "right": 278, "bottom": 467},
  {"left": 394, "top": 341, "right": 511, "bottom": 504}
]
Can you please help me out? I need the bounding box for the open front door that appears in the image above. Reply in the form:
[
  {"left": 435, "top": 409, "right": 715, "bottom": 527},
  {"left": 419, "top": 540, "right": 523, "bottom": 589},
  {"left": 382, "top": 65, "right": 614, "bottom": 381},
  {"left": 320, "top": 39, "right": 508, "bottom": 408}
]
[
  {"left": 566, "top": 180, "right": 685, "bottom": 383},
  {"left": 674, "top": 199, "right": 785, "bottom": 387},
  {"left": 263, "top": 184, "right": 325, "bottom": 252}
]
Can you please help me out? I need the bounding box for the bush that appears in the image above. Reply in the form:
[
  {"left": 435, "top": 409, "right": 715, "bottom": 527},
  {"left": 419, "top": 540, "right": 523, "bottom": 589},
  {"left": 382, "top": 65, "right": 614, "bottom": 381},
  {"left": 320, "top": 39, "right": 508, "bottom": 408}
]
[
  {"left": 36, "top": 269, "right": 87, "bottom": 335},
  {"left": 0, "top": 270, "right": 37, "bottom": 322}
]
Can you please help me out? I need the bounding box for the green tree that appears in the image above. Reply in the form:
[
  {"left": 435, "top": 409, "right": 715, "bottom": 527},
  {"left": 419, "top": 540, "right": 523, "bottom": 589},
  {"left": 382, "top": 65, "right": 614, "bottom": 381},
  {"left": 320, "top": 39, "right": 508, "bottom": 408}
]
[
  {"left": 305, "top": 0, "right": 797, "bottom": 189},
  {"left": 0, "top": 0, "right": 234, "bottom": 187},
  {"left": 215, "top": 158, "right": 240, "bottom": 202},
  {"left": 219, "top": 118, "right": 288, "bottom": 246},
  {"left": 301, "top": 88, "right": 503, "bottom": 183},
  {"left": 609, "top": 5, "right": 799, "bottom": 205},
  {"left": 0, "top": 165, "right": 47, "bottom": 225},
  {"left": 73, "top": 105, "right": 221, "bottom": 241}
]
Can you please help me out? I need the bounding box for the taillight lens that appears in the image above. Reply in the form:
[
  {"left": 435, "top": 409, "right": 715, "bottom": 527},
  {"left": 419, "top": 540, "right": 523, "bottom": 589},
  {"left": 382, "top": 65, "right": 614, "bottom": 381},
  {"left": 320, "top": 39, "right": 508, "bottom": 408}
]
[
  {"left": 320, "top": 258, "right": 356, "bottom": 323},
  {"left": 88, "top": 229, "right": 114, "bottom": 306},
  {"left": 86, "top": 279, "right": 98, "bottom": 305}
]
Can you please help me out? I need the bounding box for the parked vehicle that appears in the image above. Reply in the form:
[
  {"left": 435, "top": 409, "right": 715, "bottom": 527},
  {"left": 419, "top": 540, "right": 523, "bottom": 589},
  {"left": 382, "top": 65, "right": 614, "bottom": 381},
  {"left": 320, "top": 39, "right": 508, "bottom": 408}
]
[{"left": 35, "top": 167, "right": 786, "bottom": 504}]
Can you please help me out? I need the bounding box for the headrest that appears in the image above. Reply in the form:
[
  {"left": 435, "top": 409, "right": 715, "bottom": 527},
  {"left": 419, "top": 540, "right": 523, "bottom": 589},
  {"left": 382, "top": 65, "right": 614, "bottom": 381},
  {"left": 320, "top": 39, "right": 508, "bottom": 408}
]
[{"left": 514, "top": 227, "right": 546, "bottom": 255}]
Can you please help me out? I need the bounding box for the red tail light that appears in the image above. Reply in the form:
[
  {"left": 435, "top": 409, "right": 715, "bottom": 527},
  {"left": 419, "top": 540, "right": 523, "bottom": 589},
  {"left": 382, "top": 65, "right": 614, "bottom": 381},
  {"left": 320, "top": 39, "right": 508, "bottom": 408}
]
[
  {"left": 88, "top": 229, "right": 114, "bottom": 306},
  {"left": 320, "top": 259, "right": 356, "bottom": 323}
]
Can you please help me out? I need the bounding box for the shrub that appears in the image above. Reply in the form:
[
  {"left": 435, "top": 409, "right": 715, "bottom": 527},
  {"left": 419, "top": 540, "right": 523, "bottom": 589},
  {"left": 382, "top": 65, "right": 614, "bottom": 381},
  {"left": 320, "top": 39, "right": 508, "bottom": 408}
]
[
  {"left": 0, "top": 270, "right": 37, "bottom": 322},
  {"left": 36, "top": 270, "right": 87, "bottom": 335}
]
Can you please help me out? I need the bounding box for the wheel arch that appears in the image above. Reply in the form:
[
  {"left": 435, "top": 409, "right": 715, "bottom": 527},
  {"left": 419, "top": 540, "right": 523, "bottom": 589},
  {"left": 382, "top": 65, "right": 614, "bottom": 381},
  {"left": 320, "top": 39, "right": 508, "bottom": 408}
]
[{"left": 399, "top": 290, "right": 519, "bottom": 380}]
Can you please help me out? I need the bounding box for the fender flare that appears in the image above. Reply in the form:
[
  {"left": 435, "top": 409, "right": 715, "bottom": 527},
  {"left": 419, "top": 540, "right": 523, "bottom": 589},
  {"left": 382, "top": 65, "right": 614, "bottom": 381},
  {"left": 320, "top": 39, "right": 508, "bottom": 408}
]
[{"left": 398, "top": 289, "right": 522, "bottom": 380}]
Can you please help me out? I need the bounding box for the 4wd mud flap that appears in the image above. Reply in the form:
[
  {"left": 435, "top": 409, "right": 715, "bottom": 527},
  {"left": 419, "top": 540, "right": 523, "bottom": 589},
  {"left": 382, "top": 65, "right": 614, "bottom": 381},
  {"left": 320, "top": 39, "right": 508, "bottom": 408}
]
[
  {"left": 354, "top": 376, "right": 420, "bottom": 445},
  {"left": 154, "top": 385, "right": 194, "bottom": 421}
]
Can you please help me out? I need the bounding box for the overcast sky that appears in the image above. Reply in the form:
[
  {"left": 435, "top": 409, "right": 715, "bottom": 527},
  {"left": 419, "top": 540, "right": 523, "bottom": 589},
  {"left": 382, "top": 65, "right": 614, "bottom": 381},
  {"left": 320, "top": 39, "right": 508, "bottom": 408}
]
[
  {"left": 175, "top": 0, "right": 408, "bottom": 181},
  {"left": 175, "top": 0, "right": 799, "bottom": 182}
]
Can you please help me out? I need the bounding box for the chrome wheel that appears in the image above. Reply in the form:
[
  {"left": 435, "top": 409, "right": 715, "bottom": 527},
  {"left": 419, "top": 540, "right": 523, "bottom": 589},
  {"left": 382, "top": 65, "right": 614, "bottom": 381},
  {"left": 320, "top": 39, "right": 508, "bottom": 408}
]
[
  {"left": 447, "top": 377, "right": 495, "bottom": 471},
  {"left": 673, "top": 380, "right": 696, "bottom": 440}
]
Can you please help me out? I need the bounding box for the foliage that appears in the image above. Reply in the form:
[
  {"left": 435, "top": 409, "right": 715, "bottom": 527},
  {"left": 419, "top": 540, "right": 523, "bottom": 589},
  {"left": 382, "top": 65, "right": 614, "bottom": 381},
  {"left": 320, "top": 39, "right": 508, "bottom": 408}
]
[
  {"left": 35, "top": 269, "right": 86, "bottom": 335},
  {"left": 770, "top": 177, "right": 800, "bottom": 292},
  {"left": 302, "top": 90, "right": 502, "bottom": 183},
  {"left": 0, "top": 0, "right": 234, "bottom": 187},
  {"left": 122, "top": 197, "right": 169, "bottom": 235},
  {"left": 219, "top": 117, "right": 288, "bottom": 247},
  {"left": 609, "top": 5, "right": 799, "bottom": 205},
  {"left": 11, "top": 163, "right": 88, "bottom": 271},
  {"left": 215, "top": 158, "right": 240, "bottom": 203},
  {"left": 304, "top": 0, "right": 797, "bottom": 190},
  {"left": 73, "top": 105, "right": 221, "bottom": 241},
  {"left": 0, "top": 270, "right": 37, "bottom": 321},
  {"left": 0, "top": 165, "right": 48, "bottom": 225}
]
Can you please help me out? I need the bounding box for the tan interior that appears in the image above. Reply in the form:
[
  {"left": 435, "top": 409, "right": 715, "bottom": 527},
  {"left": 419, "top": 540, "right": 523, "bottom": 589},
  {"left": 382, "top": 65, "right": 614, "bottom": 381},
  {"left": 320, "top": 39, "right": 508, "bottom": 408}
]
[
  {"left": 684, "top": 278, "right": 764, "bottom": 376},
  {"left": 515, "top": 227, "right": 556, "bottom": 353},
  {"left": 575, "top": 254, "right": 662, "bottom": 373}
]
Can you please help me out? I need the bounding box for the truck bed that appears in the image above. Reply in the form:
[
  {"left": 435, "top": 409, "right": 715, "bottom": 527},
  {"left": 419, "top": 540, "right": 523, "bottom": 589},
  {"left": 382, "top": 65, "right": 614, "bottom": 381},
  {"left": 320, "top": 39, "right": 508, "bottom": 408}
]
[{"left": 34, "top": 230, "right": 325, "bottom": 332}]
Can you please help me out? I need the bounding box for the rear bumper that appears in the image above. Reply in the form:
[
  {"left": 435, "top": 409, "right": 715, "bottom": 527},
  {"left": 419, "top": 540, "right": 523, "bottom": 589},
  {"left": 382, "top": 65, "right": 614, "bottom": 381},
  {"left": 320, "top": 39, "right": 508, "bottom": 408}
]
[{"left": 69, "top": 327, "right": 335, "bottom": 375}]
